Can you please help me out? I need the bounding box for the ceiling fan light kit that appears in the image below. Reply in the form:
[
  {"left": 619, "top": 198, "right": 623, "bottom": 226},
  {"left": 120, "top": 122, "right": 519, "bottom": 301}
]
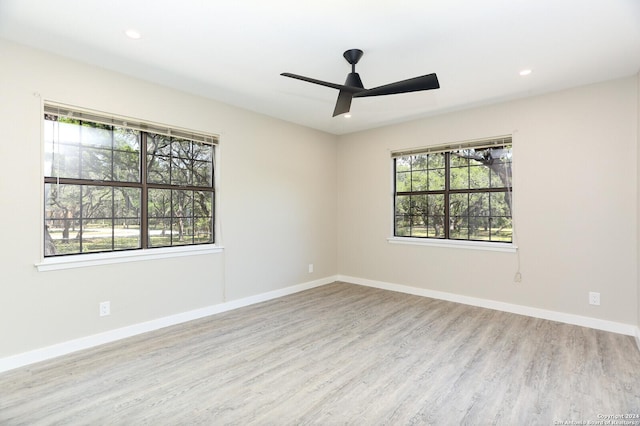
[{"left": 281, "top": 49, "right": 440, "bottom": 117}]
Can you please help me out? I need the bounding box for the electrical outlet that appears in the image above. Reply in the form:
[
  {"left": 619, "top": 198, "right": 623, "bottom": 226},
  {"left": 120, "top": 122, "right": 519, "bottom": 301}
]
[
  {"left": 308, "top": 263, "right": 314, "bottom": 273},
  {"left": 588, "top": 292, "right": 600, "bottom": 306},
  {"left": 99, "top": 301, "right": 111, "bottom": 316},
  {"left": 513, "top": 272, "right": 522, "bottom": 283}
]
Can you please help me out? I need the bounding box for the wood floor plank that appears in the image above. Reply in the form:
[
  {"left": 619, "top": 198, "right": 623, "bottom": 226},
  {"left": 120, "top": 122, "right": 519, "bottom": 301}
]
[{"left": 1, "top": 282, "right": 639, "bottom": 425}]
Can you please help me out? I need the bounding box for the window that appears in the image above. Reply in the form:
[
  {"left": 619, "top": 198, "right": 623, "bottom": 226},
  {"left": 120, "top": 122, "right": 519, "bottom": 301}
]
[
  {"left": 393, "top": 137, "right": 512, "bottom": 243},
  {"left": 43, "top": 103, "right": 217, "bottom": 257}
]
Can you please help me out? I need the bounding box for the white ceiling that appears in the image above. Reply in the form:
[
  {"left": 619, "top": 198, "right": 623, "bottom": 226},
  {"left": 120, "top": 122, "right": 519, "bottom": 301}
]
[{"left": 1, "top": 0, "right": 639, "bottom": 135}]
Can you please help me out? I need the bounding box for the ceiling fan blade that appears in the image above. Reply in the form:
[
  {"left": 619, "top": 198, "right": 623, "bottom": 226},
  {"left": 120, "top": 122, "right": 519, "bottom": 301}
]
[
  {"left": 354, "top": 73, "right": 439, "bottom": 98},
  {"left": 333, "top": 90, "right": 354, "bottom": 116},
  {"left": 281, "top": 73, "right": 362, "bottom": 92}
]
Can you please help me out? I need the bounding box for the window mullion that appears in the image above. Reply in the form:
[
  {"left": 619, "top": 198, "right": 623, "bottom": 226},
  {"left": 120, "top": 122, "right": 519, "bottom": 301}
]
[
  {"left": 110, "top": 128, "right": 115, "bottom": 252},
  {"left": 444, "top": 152, "right": 450, "bottom": 239},
  {"left": 141, "top": 132, "right": 149, "bottom": 249},
  {"left": 111, "top": 187, "right": 115, "bottom": 251},
  {"left": 79, "top": 185, "right": 84, "bottom": 253}
]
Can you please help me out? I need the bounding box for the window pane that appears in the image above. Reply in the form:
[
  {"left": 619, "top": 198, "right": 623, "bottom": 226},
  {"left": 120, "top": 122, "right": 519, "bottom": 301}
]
[
  {"left": 428, "top": 168, "right": 445, "bottom": 191},
  {"left": 396, "top": 171, "right": 410, "bottom": 192},
  {"left": 427, "top": 194, "right": 444, "bottom": 216},
  {"left": 148, "top": 134, "right": 171, "bottom": 156},
  {"left": 114, "top": 188, "right": 141, "bottom": 250},
  {"left": 171, "top": 156, "right": 191, "bottom": 186},
  {"left": 148, "top": 189, "right": 171, "bottom": 218},
  {"left": 395, "top": 215, "right": 410, "bottom": 236},
  {"left": 411, "top": 170, "right": 428, "bottom": 191},
  {"left": 410, "top": 215, "right": 426, "bottom": 237},
  {"left": 489, "top": 147, "right": 512, "bottom": 188},
  {"left": 469, "top": 165, "right": 490, "bottom": 189},
  {"left": 114, "top": 150, "right": 140, "bottom": 182},
  {"left": 111, "top": 127, "right": 141, "bottom": 182},
  {"left": 47, "top": 222, "right": 80, "bottom": 255},
  {"left": 81, "top": 219, "right": 113, "bottom": 253},
  {"left": 147, "top": 134, "right": 171, "bottom": 184},
  {"left": 194, "top": 191, "right": 214, "bottom": 243},
  {"left": 193, "top": 191, "right": 213, "bottom": 218},
  {"left": 82, "top": 186, "right": 112, "bottom": 219},
  {"left": 449, "top": 193, "right": 468, "bottom": 217},
  {"left": 171, "top": 139, "right": 192, "bottom": 160},
  {"left": 147, "top": 154, "right": 171, "bottom": 184},
  {"left": 80, "top": 122, "right": 112, "bottom": 148},
  {"left": 395, "top": 195, "right": 410, "bottom": 216},
  {"left": 44, "top": 184, "right": 82, "bottom": 256},
  {"left": 114, "top": 231, "right": 140, "bottom": 250},
  {"left": 81, "top": 147, "right": 112, "bottom": 180},
  {"left": 194, "top": 216, "right": 214, "bottom": 243},
  {"left": 490, "top": 192, "right": 511, "bottom": 217},
  {"left": 469, "top": 216, "right": 491, "bottom": 241},
  {"left": 411, "top": 154, "right": 428, "bottom": 171},
  {"left": 172, "top": 217, "right": 194, "bottom": 245},
  {"left": 490, "top": 163, "right": 512, "bottom": 188},
  {"left": 450, "top": 167, "right": 469, "bottom": 189},
  {"left": 193, "top": 160, "right": 213, "bottom": 187},
  {"left": 450, "top": 154, "right": 468, "bottom": 168},
  {"left": 115, "top": 128, "right": 140, "bottom": 150},
  {"left": 450, "top": 217, "right": 468, "bottom": 240},
  {"left": 45, "top": 219, "right": 81, "bottom": 255},
  {"left": 172, "top": 190, "right": 193, "bottom": 219},
  {"left": 57, "top": 120, "right": 82, "bottom": 144},
  {"left": 49, "top": 143, "right": 80, "bottom": 179},
  {"left": 149, "top": 218, "right": 172, "bottom": 247},
  {"left": 427, "top": 153, "right": 445, "bottom": 169},
  {"left": 114, "top": 188, "right": 140, "bottom": 218},
  {"left": 469, "top": 193, "right": 489, "bottom": 217},
  {"left": 193, "top": 143, "right": 213, "bottom": 162},
  {"left": 170, "top": 139, "right": 192, "bottom": 186},
  {"left": 396, "top": 157, "right": 410, "bottom": 173},
  {"left": 426, "top": 216, "right": 445, "bottom": 238},
  {"left": 490, "top": 217, "right": 512, "bottom": 242}
]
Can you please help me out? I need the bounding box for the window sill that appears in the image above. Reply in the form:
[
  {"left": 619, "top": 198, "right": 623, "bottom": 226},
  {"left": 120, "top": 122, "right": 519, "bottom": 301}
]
[
  {"left": 387, "top": 237, "right": 517, "bottom": 253},
  {"left": 35, "top": 245, "right": 224, "bottom": 272}
]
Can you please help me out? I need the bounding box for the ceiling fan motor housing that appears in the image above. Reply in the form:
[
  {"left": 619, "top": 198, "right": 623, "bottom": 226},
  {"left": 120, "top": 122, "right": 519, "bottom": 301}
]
[{"left": 345, "top": 72, "right": 364, "bottom": 90}]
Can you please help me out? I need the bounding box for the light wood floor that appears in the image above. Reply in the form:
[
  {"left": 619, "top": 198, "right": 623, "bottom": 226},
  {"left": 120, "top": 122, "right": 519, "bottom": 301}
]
[{"left": 2, "top": 282, "right": 640, "bottom": 425}]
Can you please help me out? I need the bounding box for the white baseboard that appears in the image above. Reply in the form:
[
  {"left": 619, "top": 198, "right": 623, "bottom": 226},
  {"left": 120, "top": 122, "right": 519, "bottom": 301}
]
[
  {"left": 0, "top": 275, "right": 337, "bottom": 374},
  {"left": 337, "top": 275, "right": 639, "bottom": 337},
  {"left": 2, "top": 274, "right": 637, "bottom": 373}
]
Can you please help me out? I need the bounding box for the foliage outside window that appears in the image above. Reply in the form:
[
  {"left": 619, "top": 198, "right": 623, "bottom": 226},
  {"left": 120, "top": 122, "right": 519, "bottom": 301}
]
[
  {"left": 43, "top": 104, "right": 217, "bottom": 257},
  {"left": 393, "top": 138, "right": 512, "bottom": 242}
]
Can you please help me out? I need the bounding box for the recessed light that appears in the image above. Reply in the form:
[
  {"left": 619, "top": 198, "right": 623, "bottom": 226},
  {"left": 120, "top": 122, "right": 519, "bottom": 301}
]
[
  {"left": 344, "top": 114, "right": 352, "bottom": 118},
  {"left": 519, "top": 69, "right": 532, "bottom": 76},
  {"left": 125, "top": 29, "right": 142, "bottom": 40}
]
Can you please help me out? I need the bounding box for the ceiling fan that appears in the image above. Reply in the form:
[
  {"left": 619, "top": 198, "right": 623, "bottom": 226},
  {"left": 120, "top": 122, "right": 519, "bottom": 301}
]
[{"left": 281, "top": 49, "right": 440, "bottom": 117}]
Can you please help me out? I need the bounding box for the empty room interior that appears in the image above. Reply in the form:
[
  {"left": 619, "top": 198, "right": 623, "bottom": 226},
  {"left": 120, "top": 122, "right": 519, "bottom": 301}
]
[{"left": 1, "top": 0, "right": 640, "bottom": 424}]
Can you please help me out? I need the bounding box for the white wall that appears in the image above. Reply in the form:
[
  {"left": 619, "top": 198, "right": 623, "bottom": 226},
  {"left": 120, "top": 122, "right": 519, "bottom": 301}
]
[
  {"left": 337, "top": 76, "right": 639, "bottom": 326},
  {"left": 0, "top": 40, "right": 338, "bottom": 358},
  {"left": 1, "top": 38, "right": 638, "bottom": 362}
]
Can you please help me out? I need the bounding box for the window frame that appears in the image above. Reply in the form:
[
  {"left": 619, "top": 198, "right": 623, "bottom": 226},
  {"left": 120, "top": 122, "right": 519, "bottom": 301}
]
[
  {"left": 389, "top": 136, "right": 516, "bottom": 252},
  {"left": 38, "top": 101, "right": 221, "bottom": 269}
]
